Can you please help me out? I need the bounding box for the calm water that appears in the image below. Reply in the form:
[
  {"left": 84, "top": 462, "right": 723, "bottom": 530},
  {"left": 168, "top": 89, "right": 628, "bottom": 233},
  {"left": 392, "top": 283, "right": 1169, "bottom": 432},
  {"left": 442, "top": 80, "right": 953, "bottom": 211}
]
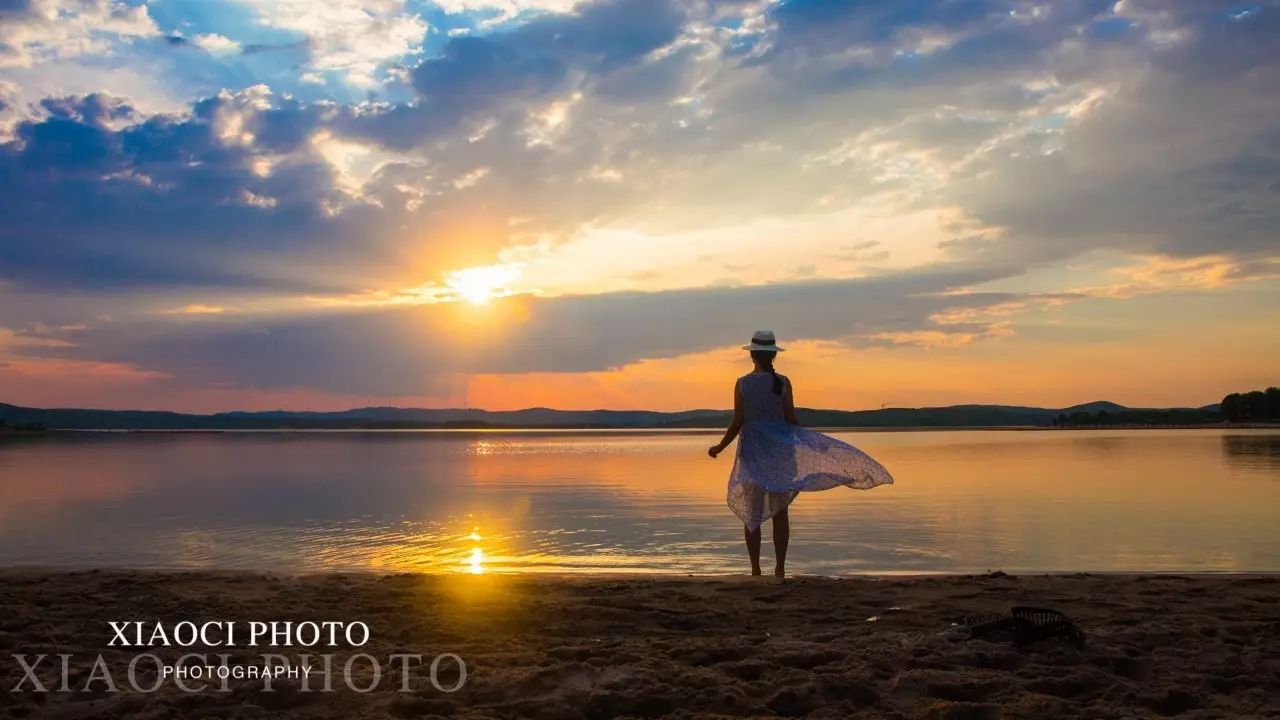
[{"left": 1, "top": 429, "right": 1277, "bottom": 575}]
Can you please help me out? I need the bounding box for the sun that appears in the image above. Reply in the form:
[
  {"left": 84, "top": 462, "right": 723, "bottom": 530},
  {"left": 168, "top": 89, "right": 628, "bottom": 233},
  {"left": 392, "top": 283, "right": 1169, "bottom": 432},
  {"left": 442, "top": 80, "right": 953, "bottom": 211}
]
[{"left": 446, "top": 264, "right": 522, "bottom": 305}]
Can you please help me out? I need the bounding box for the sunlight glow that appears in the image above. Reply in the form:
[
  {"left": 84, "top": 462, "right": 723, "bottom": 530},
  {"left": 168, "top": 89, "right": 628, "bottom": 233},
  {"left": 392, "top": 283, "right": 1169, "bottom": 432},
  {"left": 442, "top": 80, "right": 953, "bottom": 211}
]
[
  {"left": 468, "top": 547, "right": 485, "bottom": 574},
  {"left": 446, "top": 263, "right": 523, "bottom": 304}
]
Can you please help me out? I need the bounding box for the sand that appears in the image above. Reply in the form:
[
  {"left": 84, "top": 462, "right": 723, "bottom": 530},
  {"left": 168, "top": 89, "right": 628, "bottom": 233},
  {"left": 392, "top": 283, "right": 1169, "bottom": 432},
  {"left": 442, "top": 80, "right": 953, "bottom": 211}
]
[{"left": 1, "top": 571, "right": 1277, "bottom": 719}]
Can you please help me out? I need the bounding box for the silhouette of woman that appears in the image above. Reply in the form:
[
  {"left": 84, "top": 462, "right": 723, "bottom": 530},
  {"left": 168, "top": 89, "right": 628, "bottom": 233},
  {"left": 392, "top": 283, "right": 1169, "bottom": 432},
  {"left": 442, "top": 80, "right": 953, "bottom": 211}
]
[{"left": 709, "top": 331, "right": 894, "bottom": 577}]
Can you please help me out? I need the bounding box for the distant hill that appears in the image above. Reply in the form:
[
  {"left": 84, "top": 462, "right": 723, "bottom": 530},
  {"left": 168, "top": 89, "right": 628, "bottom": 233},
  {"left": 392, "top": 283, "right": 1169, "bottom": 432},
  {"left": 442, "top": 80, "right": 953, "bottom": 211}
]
[
  {"left": 0, "top": 402, "right": 730, "bottom": 430},
  {"left": 1059, "top": 400, "right": 1130, "bottom": 414},
  {"left": 212, "top": 406, "right": 720, "bottom": 427},
  {"left": 0, "top": 399, "right": 1222, "bottom": 431}
]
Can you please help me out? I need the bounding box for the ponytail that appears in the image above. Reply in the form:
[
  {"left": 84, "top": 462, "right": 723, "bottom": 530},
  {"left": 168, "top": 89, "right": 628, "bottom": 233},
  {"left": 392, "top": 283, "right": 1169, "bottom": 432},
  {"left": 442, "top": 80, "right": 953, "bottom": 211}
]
[{"left": 752, "top": 351, "right": 783, "bottom": 396}]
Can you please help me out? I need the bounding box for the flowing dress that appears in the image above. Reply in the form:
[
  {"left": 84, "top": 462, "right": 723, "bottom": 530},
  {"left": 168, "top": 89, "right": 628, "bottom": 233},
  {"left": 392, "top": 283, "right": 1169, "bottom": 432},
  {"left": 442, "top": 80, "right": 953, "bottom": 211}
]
[{"left": 727, "top": 372, "right": 894, "bottom": 530}]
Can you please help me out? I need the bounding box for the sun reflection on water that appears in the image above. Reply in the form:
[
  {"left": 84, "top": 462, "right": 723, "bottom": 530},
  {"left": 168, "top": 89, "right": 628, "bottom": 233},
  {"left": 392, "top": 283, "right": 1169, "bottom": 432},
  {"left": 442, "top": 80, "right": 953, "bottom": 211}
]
[{"left": 466, "top": 526, "right": 485, "bottom": 573}]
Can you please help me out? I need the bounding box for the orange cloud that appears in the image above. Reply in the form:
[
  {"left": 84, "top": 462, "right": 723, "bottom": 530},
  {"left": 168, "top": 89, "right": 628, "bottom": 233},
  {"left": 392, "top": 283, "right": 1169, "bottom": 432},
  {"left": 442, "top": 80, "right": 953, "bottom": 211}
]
[
  {"left": 1074, "top": 254, "right": 1280, "bottom": 299},
  {"left": 165, "top": 304, "right": 226, "bottom": 315}
]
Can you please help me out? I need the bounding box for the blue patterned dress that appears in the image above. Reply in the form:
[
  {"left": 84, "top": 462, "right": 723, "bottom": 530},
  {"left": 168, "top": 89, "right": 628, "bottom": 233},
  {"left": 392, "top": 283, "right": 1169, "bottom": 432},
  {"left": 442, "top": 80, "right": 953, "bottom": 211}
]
[{"left": 727, "top": 372, "right": 894, "bottom": 530}]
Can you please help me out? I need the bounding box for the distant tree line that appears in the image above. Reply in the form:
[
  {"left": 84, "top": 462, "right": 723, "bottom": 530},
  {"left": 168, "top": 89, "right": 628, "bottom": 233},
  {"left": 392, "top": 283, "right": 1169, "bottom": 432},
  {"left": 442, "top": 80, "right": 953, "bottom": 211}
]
[
  {"left": 1053, "top": 386, "right": 1279, "bottom": 426},
  {"left": 1220, "top": 387, "right": 1280, "bottom": 422},
  {"left": 1052, "top": 408, "right": 1220, "bottom": 427},
  {"left": 0, "top": 419, "right": 46, "bottom": 433}
]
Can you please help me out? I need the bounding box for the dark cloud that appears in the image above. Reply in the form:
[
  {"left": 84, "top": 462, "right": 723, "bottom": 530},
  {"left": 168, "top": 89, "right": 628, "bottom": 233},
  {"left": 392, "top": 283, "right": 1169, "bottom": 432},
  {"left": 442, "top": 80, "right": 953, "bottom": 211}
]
[
  {"left": 346, "top": 0, "right": 685, "bottom": 147},
  {"left": 24, "top": 262, "right": 1023, "bottom": 395},
  {"left": 0, "top": 91, "right": 433, "bottom": 292},
  {"left": 946, "top": 4, "right": 1280, "bottom": 263},
  {"left": 766, "top": 0, "right": 1003, "bottom": 53},
  {"left": 239, "top": 40, "right": 309, "bottom": 56}
]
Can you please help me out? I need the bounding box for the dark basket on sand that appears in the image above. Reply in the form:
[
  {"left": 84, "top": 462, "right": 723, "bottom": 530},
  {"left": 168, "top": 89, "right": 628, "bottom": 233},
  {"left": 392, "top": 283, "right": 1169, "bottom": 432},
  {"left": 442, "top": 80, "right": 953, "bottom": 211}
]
[{"left": 961, "top": 606, "right": 1085, "bottom": 647}]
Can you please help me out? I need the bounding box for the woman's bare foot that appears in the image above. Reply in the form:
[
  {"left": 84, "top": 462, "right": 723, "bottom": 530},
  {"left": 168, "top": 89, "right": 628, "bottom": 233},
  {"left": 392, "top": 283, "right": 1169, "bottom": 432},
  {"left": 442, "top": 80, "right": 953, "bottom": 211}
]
[
  {"left": 751, "top": 566, "right": 762, "bottom": 576},
  {"left": 774, "top": 565, "right": 786, "bottom": 578}
]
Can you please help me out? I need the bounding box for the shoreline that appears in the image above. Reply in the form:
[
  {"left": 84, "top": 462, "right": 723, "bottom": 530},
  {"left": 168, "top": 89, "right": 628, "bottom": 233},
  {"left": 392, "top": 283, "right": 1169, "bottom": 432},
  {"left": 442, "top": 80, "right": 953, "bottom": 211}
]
[
  {"left": 3, "top": 570, "right": 1277, "bottom": 718},
  {"left": 5, "top": 566, "right": 1280, "bottom": 578},
  {"left": 18, "top": 422, "right": 1280, "bottom": 435}
]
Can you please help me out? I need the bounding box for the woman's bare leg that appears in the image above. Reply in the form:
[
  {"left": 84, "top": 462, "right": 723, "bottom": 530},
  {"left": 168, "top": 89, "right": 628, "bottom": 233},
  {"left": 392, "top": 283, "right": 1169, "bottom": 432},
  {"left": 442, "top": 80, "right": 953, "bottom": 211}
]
[
  {"left": 744, "top": 525, "right": 762, "bottom": 575},
  {"left": 772, "top": 508, "right": 790, "bottom": 577}
]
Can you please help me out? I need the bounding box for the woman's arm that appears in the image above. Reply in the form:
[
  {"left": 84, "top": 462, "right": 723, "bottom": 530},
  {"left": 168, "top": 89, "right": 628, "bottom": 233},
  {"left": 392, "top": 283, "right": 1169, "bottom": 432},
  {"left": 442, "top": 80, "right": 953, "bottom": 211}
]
[
  {"left": 708, "top": 382, "right": 745, "bottom": 458},
  {"left": 783, "top": 376, "right": 800, "bottom": 426}
]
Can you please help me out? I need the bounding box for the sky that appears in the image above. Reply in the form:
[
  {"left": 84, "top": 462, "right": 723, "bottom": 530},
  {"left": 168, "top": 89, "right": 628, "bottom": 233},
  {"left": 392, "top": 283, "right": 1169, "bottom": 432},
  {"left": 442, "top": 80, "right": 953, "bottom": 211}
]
[{"left": 0, "top": 0, "right": 1277, "bottom": 413}]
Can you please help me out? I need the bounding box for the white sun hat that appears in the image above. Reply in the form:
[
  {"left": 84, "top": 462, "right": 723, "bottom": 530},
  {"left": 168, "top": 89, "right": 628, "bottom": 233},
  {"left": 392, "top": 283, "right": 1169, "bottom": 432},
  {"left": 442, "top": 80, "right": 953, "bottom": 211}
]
[{"left": 742, "top": 330, "right": 785, "bottom": 352}]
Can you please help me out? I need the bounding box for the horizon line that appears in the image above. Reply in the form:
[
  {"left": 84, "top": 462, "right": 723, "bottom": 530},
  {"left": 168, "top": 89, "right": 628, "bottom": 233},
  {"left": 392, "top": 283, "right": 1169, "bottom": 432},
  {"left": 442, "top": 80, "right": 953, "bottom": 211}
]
[{"left": 1, "top": 398, "right": 1207, "bottom": 417}]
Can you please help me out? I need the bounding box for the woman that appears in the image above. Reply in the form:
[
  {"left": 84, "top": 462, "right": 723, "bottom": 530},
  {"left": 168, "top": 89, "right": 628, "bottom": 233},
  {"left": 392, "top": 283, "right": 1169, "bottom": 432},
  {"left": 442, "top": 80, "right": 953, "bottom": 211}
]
[{"left": 708, "top": 330, "right": 894, "bottom": 577}]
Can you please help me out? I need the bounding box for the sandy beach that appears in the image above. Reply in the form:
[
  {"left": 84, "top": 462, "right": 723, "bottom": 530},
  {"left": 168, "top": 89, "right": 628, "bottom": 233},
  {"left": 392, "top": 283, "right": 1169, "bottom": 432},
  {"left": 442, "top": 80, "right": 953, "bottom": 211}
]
[{"left": 1, "top": 571, "right": 1277, "bottom": 719}]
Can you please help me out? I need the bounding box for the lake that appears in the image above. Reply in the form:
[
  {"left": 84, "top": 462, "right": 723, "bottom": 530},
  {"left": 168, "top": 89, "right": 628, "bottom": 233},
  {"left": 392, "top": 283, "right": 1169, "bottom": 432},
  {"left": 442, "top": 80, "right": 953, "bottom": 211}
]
[{"left": 1, "top": 429, "right": 1277, "bottom": 574}]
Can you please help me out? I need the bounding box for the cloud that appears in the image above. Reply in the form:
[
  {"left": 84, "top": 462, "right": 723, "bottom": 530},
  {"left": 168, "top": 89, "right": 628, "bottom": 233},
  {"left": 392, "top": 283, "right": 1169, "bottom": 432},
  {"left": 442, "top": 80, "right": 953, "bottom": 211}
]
[
  {"left": 862, "top": 325, "right": 1014, "bottom": 349},
  {"left": 432, "top": 0, "right": 583, "bottom": 18},
  {"left": 0, "top": 0, "right": 1277, "bottom": 403},
  {"left": 0, "top": 0, "right": 159, "bottom": 69},
  {"left": 192, "top": 33, "right": 242, "bottom": 56},
  {"left": 14, "top": 261, "right": 1037, "bottom": 395},
  {"left": 4, "top": 1, "right": 1276, "bottom": 293},
  {"left": 240, "top": 0, "right": 429, "bottom": 87},
  {"left": 0, "top": 89, "right": 362, "bottom": 290},
  {"left": 344, "top": 0, "right": 685, "bottom": 147},
  {"left": 938, "top": 3, "right": 1280, "bottom": 263},
  {"left": 1071, "top": 255, "right": 1280, "bottom": 300}
]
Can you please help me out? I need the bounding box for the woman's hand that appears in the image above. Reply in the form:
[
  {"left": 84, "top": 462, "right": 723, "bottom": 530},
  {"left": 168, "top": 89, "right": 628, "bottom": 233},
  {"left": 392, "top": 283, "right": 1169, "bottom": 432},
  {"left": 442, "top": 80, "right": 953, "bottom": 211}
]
[{"left": 708, "top": 443, "right": 724, "bottom": 458}]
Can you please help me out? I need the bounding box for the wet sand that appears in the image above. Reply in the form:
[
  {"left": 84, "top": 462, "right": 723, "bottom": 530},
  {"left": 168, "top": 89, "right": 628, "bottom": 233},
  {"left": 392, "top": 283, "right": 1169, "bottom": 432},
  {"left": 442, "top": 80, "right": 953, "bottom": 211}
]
[{"left": 1, "top": 571, "right": 1277, "bottom": 719}]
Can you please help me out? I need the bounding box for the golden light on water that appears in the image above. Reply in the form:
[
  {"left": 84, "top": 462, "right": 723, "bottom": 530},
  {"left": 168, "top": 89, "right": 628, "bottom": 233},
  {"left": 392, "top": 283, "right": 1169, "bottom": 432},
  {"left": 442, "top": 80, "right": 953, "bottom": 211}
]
[{"left": 466, "top": 526, "right": 485, "bottom": 573}]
